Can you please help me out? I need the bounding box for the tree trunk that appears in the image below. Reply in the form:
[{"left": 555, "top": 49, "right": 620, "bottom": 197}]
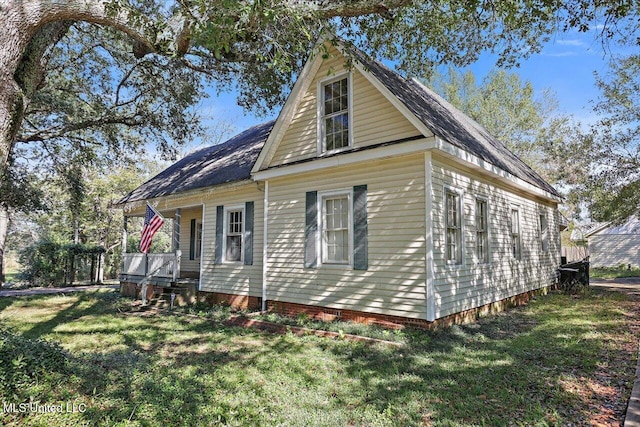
[
  {"left": 0, "top": 1, "right": 178, "bottom": 283},
  {"left": 97, "top": 251, "right": 104, "bottom": 283},
  {"left": 0, "top": 0, "right": 179, "bottom": 209},
  {"left": 0, "top": 20, "right": 74, "bottom": 285},
  {"left": 0, "top": 203, "right": 8, "bottom": 286}
]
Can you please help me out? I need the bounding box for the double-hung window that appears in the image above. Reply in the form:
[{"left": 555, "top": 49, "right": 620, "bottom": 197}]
[
  {"left": 511, "top": 208, "right": 521, "bottom": 259},
  {"left": 321, "top": 193, "right": 351, "bottom": 264},
  {"left": 320, "top": 75, "right": 351, "bottom": 153},
  {"left": 475, "top": 199, "right": 489, "bottom": 263},
  {"left": 305, "top": 186, "right": 367, "bottom": 270},
  {"left": 445, "top": 190, "right": 462, "bottom": 264},
  {"left": 224, "top": 207, "right": 244, "bottom": 262},
  {"left": 214, "top": 202, "right": 254, "bottom": 266},
  {"left": 196, "top": 221, "right": 203, "bottom": 259},
  {"left": 540, "top": 214, "right": 549, "bottom": 252}
]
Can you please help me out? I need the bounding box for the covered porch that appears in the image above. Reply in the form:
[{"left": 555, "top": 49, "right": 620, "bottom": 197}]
[{"left": 119, "top": 205, "right": 203, "bottom": 290}]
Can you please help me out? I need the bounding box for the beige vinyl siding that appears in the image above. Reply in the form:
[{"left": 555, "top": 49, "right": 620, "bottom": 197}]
[
  {"left": 431, "top": 155, "right": 560, "bottom": 319},
  {"left": 269, "top": 47, "right": 422, "bottom": 167},
  {"left": 589, "top": 235, "right": 640, "bottom": 267},
  {"left": 266, "top": 154, "right": 427, "bottom": 319},
  {"left": 179, "top": 207, "right": 203, "bottom": 273},
  {"left": 199, "top": 184, "right": 264, "bottom": 298}
]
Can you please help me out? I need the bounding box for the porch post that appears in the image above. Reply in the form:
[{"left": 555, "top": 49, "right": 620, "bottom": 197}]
[
  {"left": 121, "top": 216, "right": 128, "bottom": 276},
  {"left": 173, "top": 208, "right": 181, "bottom": 281},
  {"left": 173, "top": 208, "right": 181, "bottom": 252}
]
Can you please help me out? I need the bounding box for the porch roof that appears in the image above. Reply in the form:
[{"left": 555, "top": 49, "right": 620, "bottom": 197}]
[{"left": 116, "top": 120, "right": 274, "bottom": 205}]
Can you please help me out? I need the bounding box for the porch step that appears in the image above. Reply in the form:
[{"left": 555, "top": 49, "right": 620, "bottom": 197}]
[
  {"left": 174, "top": 278, "right": 199, "bottom": 286},
  {"left": 146, "top": 298, "right": 171, "bottom": 309},
  {"left": 156, "top": 282, "right": 198, "bottom": 306}
]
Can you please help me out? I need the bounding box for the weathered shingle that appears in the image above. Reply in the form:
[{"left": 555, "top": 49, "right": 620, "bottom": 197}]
[{"left": 116, "top": 120, "right": 274, "bottom": 205}]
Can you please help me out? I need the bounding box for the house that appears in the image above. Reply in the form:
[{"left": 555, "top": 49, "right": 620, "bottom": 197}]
[
  {"left": 580, "top": 217, "right": 640, "bottom": 268},
  {"left": 115, "top": 42, "right": 563, "bottom": 327}
]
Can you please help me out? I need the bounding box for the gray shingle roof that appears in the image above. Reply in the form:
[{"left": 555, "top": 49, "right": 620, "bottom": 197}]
[
  {"left": 586, "top": 216, "right": 640, "bottom": 237},
  {"left": 351, "top": 50, "right": 561, "bottom": 198},
  {"left": 116, "top": 120, "right": 274, "bottom": 205},
  {"left": 118, "top": 45, "right": 560, "bottom": 206}
]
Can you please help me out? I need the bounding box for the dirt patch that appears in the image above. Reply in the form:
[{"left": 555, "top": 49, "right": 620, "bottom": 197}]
[{"left": 590, "top": 277, "right": 640, "bottom": 299}]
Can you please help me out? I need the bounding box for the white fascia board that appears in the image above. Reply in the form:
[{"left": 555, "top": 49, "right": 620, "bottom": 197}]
[
  {"left": 251, "top": 51, "right": 324, "bottom": 174},
  {"left": 434, "top": 137, "right": 562, "bottom": 203},
  {"left": 120, "top": 180, "right": 256, "bottom": 214},
  {"left": 252, "top": 136, "right": 437, "bottom": 180},
  {"left": 584, "top": 223, "right": 612, "bottom": 238}
]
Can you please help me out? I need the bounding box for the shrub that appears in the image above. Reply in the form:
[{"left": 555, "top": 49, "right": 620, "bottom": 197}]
[{"left": 19, "top": 240, "right": 105, "bottom": 286}]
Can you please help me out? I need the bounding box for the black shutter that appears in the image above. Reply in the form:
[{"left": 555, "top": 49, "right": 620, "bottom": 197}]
[
  {"left": 244, "top": 201, "right": 254, "bottom": 265},
  {"left": 189, "top": 218, "right": 196, "bottom": 260},
  {"left": 214, "top": 205, "right": 224, "bottom": 264},
  {"left": 353, "top": 185, "right": 368, "bottom": 270},
  {"left": 305, "top": 191, "right": 318, "bottom": 268}
]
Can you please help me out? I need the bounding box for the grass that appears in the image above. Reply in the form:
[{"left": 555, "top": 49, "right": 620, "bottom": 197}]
[
  {"left": 0, "top": 289, "right": 637, "bottom": 426},
  {"left": 171, "top": 303, "right": 413, "bottom": 343},
  {"left": 591, "top": 265, "right": 640, "bottom": 279}
]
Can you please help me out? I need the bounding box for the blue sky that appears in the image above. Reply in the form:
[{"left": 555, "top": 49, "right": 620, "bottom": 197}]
[{"left": 192, "top": 27, "right": 629, "bottom": 148}]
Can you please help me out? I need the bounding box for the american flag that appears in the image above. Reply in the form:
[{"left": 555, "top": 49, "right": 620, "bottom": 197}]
[{"left": 139, "top": 204, "right": 165, "bottom": 253}]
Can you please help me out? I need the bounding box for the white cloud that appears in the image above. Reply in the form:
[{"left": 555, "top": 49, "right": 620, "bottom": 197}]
[
  {"left": 556, "top": 39, "right": 587, "bottom": 47},
  {"left": 541, "top": 51, "right": 580, "bottom": 57}
]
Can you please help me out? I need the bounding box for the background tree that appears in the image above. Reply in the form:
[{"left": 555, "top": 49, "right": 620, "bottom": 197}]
[
  {"left": 0, "top": 21, "right": 210, "bottom": 283},
  {"left": 579, "top": 54, "right": 640, "bottom": 223},
  {"left": 1, "top": 1, "right": 639, "bottom": 281},
  {"left": 3, "top": 0, "right": 640, "bottom": 180},
  {"left": 10, "top": 160, "right": 169, "bottom": 283},
  {"left": 426, "top": 68, "right": 590, "bottom": 189}
]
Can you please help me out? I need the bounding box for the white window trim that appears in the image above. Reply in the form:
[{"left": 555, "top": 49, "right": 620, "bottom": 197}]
[
  {"left": 318, "top": 188, "right": 353, "bottom": 267},
  {"left": 194, "top": 219, "right": 203, "bottom": 260},
  {"left": 510, "top": 205, "right": 522, "bottom": 260},
  {"left": 317, "top": 71, "right": 354, "bottom": 156},
  {"left": 222, "top": 204, "right": 245, "bottom": 264},
  {"left": 474, "top": 196, "right": 490, "bottom": 264},
  {"left": 444, "top": 186, "right": 464, "bottom": 266}
]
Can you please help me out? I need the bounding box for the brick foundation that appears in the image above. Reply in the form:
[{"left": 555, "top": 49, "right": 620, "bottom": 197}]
[
  {"left": 267, "top": 286, "right": 551, "bottom": 330},
  {"left": 196, "top": 292, "right": 262, "bottom": 311},
  {"left": 121, "top": 281, "right": 551, "bottom": 329}
]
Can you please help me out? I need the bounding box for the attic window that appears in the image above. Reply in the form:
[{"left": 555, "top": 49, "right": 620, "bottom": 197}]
[{"left": 319, "top": 74, "right": 351, "bottom": 153}]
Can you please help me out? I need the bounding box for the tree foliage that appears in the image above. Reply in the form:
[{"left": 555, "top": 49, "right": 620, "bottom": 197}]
[
  {"left": 19, "top": 22, "right": 206, "bottom": 164},
  {"left": 581, "top": 54, "right": 640, "bottom": 222},
  {"left": 9, "top": 160, "right": 164, "bottom": 281},
  {"left": 426, "top": 68, "right": 589, "bottom": 188},
  {"left": 1, "top": 0, "right": 640, "bottom": 282}
]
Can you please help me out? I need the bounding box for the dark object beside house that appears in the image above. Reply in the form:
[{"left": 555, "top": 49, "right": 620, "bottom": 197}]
[{"left": 558, "top": 259, "right": 590, "bottom": 292}]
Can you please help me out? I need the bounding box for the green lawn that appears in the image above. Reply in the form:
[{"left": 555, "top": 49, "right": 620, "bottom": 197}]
[
  {"left": 591, "top": 266, "right": 640, "bottom": 279},
  {"left": 0, "top": 289, "right": 637, "bottom": 426}
]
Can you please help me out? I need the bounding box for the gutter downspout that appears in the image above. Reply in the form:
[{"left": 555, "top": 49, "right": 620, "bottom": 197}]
[{"left": 262, "top": 181, "right": 269, "bottom": 311}]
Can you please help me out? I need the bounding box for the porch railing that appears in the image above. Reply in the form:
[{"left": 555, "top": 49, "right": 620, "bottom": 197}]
[{"left": 122, "top": 252, "right": 181, "bottom": 280}]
